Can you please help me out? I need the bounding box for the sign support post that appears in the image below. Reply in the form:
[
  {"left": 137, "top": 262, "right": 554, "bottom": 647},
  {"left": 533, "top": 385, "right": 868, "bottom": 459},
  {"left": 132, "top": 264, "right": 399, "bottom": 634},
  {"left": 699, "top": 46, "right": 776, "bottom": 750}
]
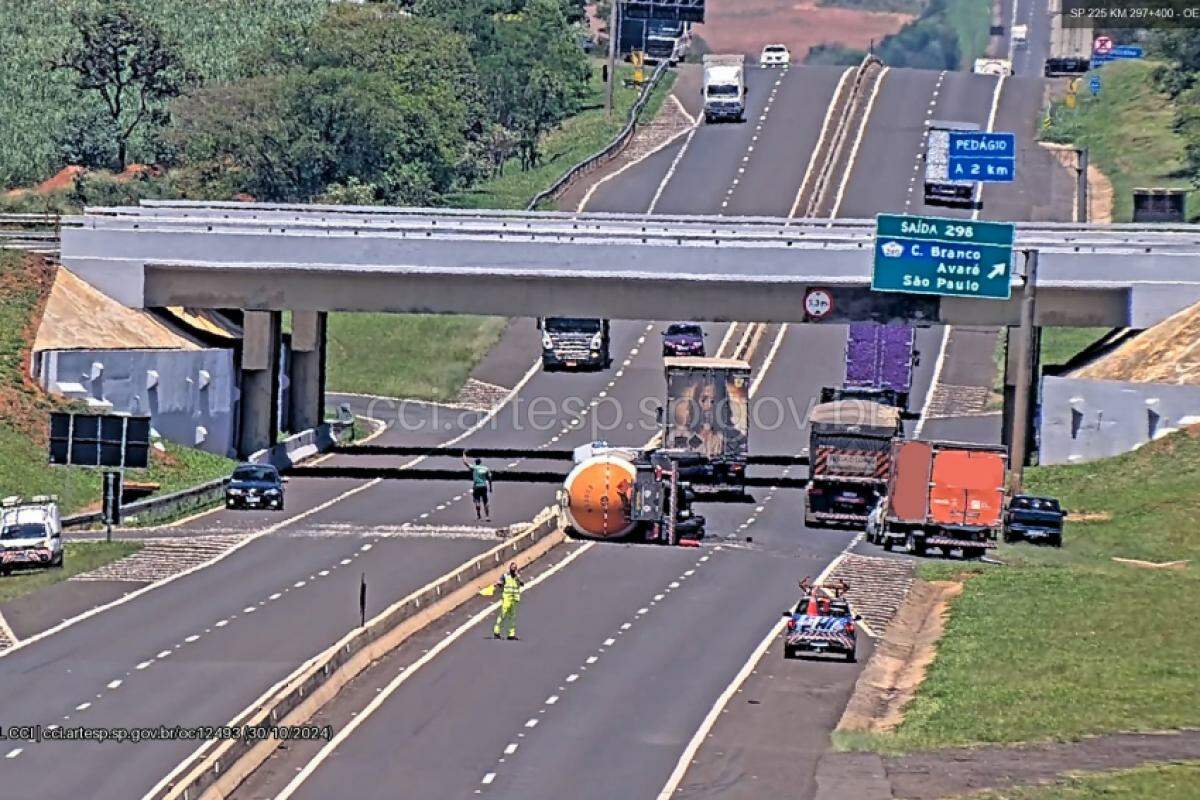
[
  {"left": 605, "top": 1, "right": 619, "bottom": 118},
  {"left": 1008, "top": 249, "right": 1039, "bottom": 492}
]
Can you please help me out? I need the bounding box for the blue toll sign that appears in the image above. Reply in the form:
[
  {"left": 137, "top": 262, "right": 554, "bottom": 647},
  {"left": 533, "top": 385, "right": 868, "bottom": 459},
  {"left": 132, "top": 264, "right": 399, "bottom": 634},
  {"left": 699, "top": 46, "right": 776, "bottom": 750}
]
[{"left": 948, "top": 131, "right": 1016, "bottom": 184}]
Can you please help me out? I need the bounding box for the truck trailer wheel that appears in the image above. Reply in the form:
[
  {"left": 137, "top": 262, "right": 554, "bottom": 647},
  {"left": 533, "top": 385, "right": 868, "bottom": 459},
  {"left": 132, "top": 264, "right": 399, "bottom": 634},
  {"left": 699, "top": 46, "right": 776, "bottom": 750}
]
[
  {"left": 845, "top": 649, "right": 856, "bottom": 663},
  {"left": 963, "top": 547, "right": 985, "bottom": 560},
  {"left": 910, "top": 538, "right": 926, "bottom": 556},
  {"left": 882, "top": 538, "right": 893, "bottom": 552}
]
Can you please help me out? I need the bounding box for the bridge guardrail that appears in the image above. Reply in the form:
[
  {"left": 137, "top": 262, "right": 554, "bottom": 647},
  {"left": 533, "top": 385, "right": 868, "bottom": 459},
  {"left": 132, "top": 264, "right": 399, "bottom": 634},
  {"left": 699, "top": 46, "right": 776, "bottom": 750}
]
[
  {"left": 151, "top": 505, "right": 565, "bottom": 800},
  {"left": 526, "top": 56, "right": 674, "bottom": 211}
]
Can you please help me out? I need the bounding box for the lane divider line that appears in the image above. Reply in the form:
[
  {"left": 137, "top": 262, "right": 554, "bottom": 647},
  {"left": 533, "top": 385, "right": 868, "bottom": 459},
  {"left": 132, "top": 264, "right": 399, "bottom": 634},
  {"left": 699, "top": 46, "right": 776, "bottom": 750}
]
[
  {"left": 0, "top": 361, "right": 543, "bottom": 663},
  {"left": 788, "top": 66, "right": 855, "bottom": 219},
  {"left": 654, "top": 533, "right": 863, "bottom": 800},
  {"left": 271, "top": 542, "right": 596, "bottom": 800}
]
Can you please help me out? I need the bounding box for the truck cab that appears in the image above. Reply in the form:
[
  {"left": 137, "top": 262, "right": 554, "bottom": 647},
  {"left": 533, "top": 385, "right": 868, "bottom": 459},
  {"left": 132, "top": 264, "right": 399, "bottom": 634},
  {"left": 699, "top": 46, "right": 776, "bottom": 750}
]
[
  {"left": 0, "top": 496, "right": 64, "bottom": 573},
  {"left": 539, "top": 317, "right": 611, "bottom": 371},
  {"left": 702, "top": 55, "right": 746, "bottom": 123}
]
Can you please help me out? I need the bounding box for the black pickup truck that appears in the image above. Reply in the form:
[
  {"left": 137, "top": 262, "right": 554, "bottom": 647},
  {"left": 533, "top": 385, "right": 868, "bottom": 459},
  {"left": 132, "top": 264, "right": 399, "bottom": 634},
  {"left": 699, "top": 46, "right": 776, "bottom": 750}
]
[{"left": 1003, "top": 495, "right": 1066, "bottom": 547}]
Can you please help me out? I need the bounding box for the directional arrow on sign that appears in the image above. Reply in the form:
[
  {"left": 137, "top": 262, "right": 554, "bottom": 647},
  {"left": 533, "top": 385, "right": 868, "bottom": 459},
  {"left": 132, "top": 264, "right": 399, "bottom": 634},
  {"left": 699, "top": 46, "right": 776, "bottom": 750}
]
[{"left": 988, "top": 263, "right": 1006, "bottom": 279}]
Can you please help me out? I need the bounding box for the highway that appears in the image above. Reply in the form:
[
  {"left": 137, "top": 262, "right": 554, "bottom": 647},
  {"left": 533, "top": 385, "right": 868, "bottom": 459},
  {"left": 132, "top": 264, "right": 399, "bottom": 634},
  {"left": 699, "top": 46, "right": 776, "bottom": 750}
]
[
  {"left": 0, "top": 27, "right": 1072, "bottom": 800},
  {"left": 236, "top": 61, "right": 940, "bottom": 800}
]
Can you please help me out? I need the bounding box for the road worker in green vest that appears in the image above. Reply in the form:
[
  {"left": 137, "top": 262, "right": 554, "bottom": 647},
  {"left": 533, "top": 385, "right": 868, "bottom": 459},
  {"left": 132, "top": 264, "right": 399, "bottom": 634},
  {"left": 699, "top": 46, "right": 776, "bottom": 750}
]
[{"left": 493, "top": 561, "right": 524, "bottom": 640}]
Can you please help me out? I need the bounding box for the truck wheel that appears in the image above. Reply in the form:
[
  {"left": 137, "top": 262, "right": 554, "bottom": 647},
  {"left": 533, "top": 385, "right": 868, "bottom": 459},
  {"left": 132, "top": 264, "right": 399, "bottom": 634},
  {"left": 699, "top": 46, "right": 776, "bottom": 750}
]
[
  {"left": 845, "top": 649, "right": 856, "bottom": 663},
  {"left": 963, "top": 547, "right": 985, "bottom": 560},
  {"left": 1049, "top": 533, "right": 1062, "bottom": 548},
  {"left": 882, "top": 538, "right": 893, "bottom": 552},
  {"left": 910, "top": 538, "right": 926, "bottom": 556},
  {"left": 783, "top": 646, "right": 797, "bottom": 660}
]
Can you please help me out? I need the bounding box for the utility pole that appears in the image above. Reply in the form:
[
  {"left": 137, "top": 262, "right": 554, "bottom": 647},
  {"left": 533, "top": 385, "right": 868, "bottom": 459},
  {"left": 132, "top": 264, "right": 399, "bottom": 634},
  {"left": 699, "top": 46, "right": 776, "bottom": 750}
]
[
  {"left": 1008, "top": 249, "right": 1039, "bottom": 492},
  {"left": 605, "top": 1, "right": 619, "bottom": 118}
]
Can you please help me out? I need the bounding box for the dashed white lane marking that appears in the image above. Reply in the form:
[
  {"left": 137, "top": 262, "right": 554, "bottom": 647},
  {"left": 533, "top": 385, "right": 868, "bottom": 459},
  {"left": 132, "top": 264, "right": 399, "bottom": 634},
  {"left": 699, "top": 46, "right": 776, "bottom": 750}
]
[
  {"left": 360, "top": 543, "right": 372, "bottom": 552},
  {"left": 566, "top": 673, "right": 579, "bottom": 683},
  {"left": 586, "top": 655, "right": 599, "bottom": 664},
  {"left": 272, "top": 544, "right": 595, "bottom": 800},
  {"left": 75, "top": 702, "right": 90, "bottom": 711},
  {"left": 482, "top": 772, "right": 496, "bottom": 785},
  {"left": 183, "top": 635, "right": 199, "bottom": 643},
  {"left": 637, "top": 607, "right": 649, "bottom": 615},
  {"left": 545, "top": 696, "right": 559, "bottom": 705},
  {"left": 5, "top": 748, "right": 21, "bottom": 759},
  {"left": 524, "top": 718, "right": 539, "bottom": 729},
  {"left": 603, "top": 638, "right": 615, "bottom": 647},
  {"left": 654, "top": 594, "right": 665, "bottom": 601},
  {"left": 269, "top": 592, "right": 282, "bottom": 601},
  {"left": 621, "top": 622, "right": 632, "bottom": 630},
  {"left": 684, "top": 569, "right": 695, "bottom": 577},
  {"left": 156, "top": 650, "right": 171, "bottom": 659},
  {"left": 136, "top": 661, "right": 152, "bottom": 670},
  {"left": 504, "top": 743, "right": 519, "bottom": 755},
  {"left": 242, "top": 607, "right": 256, "bottom": 614},
  {"left": 294, "top": 581, "right": 306, "bottom": 588},
  {"left": 215, "top": 619, "right": 228, "bottom": 627},
  {"left": 107, "top": 679, "right": 123, "bottom": 689}
]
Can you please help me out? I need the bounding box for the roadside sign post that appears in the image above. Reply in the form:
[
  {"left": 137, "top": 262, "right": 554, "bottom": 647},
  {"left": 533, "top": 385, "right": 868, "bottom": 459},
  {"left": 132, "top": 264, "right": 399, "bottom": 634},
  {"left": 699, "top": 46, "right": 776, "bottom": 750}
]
[
  {"left": 872, "top": 214, "right": 1016, "bottom": 300},
  {"left": 1089, "top": 75, "right": 1101, "bottom": 96},
  {"left": 1008, "top": 249, "right": 1039, "bottom": 492},
  {"left": 102, "top": 469, "right": 123, "bottom": 543},
  {"left": 948, "top": 131, "right": 1017, "bottom": 183}
]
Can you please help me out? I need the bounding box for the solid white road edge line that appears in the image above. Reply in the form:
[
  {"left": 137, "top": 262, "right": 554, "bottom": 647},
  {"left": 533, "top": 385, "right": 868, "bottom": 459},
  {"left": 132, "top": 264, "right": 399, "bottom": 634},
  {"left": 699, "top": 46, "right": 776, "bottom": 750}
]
[
  {"left": 646, "top": 124, "right": 701, "bottom": 215},
  {"left": 912, "top": 326, "right": 951, "bottom": 440},
  {"left": 576, "top": 119, "right": 700, "bottom": 214},
  {"left": 654, "top": 534, "right": 863, "bottom": 800},
  {"left": 0, "top": 360, "right": 542, "bottom": 663},
  {"left": 788, "top": 66, "right": 854, "bottom": 219},
  {"left": 972, "top": 73, "right": 1007, "bottom": 223},
  {"left": 272, "top": 541, "right": 596, "bottom": 800}
]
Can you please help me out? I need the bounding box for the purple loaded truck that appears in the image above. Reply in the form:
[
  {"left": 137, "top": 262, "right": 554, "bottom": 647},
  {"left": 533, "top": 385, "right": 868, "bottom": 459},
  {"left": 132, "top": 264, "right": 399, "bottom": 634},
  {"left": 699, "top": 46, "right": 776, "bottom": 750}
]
[{"left": 838, "top": 322, "right": 917, "bottom": 409}]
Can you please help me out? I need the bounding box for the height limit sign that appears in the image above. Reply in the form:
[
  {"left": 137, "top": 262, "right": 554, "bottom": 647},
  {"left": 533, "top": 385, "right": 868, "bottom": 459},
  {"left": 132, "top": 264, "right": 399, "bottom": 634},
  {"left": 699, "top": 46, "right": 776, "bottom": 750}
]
[{"left": 948, "top": 131, "right": 1016, "bottom": 183}]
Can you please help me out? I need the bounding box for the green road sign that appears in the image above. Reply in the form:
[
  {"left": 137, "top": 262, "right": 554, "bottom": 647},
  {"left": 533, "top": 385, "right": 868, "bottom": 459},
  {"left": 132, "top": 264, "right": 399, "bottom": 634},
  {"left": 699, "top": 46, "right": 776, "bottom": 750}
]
[{"left": 872, "top": 213, "right": 1015, "bottom": 300}]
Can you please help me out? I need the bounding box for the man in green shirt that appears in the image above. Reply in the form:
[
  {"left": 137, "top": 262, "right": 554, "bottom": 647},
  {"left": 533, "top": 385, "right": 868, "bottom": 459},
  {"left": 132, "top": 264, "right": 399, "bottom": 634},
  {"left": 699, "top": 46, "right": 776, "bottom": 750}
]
[{"left": 463, "top": 451, "right": 494, "bottom": 521}]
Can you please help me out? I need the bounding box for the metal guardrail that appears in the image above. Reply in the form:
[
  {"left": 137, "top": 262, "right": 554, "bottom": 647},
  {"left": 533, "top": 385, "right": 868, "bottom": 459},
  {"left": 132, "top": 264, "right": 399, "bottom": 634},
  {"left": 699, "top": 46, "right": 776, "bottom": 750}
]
[
  {"left": 61, "top": 420, "right": 354, "bottom": 531},
  {"left": 526, "top": 57, "right": 674, "bottom": 210}
]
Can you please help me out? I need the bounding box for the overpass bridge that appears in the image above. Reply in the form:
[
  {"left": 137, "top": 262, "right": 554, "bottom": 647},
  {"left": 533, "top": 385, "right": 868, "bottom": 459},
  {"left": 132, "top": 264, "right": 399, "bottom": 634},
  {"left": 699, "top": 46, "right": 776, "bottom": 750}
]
[{"left": 59, "top": 201, "right": 1200, "bottom": 455}]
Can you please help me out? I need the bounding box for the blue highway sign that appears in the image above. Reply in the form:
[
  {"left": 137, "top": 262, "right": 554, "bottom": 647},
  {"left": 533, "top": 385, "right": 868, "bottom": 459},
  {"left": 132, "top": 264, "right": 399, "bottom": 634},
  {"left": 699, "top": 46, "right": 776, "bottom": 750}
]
[
  {"left": 872, "top": 214, "right": 1015, "bottom": 300},
  {"left": 948, "top": 131, "right": 1016, "bottom": 184},
  {"left": 1091, "top": 45, "right": 1144, "bottom": 68}
]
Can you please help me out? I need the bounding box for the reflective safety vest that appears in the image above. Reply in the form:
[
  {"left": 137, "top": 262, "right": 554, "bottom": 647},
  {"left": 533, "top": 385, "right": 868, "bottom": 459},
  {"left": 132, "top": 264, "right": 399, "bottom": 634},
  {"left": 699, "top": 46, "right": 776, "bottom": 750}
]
[{"left": 502, "top": 573, "right": 522, "bottom": 601}]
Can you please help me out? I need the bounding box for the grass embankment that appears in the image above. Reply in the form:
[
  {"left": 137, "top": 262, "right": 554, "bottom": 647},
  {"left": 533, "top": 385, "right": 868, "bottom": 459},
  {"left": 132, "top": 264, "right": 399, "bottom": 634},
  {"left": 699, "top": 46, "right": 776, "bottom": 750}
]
[
  {"left": 839, "top": 426, "right": 1200, "bottom": 752},
  {"left": 0, "top": 251, "right": 233, "bottom": 515},
  {"left": 1043, "top": 60, "right": 1200, "bottom": 223},
  {"left": 327, "top": 63, "right": 677, "bottom": 401},
  {"left": 1041, "top": 327, "right": 1110, "bottom": 371},
  {"left": 0, "top": 542, "right": 142, "bottom": 605},
  {"left": 965, "top": 762, "right": 1200, "bottom": 799}
]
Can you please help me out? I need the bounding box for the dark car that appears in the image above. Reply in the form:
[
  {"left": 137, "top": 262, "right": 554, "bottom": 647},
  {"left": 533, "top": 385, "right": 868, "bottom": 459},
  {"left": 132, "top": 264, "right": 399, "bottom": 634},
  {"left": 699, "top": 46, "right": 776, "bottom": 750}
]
[
  {"left": 782, "top": 595, "right": 859, "bottom": 662},
  {"left": 225, "top": 463, "right": 286, "bottom": 510},
  {"left": 661, "top": 323, "right": 706, "bottom": 357},
  {"left": 1003, "top": 495, "right": 1065, "bottom": 546}
]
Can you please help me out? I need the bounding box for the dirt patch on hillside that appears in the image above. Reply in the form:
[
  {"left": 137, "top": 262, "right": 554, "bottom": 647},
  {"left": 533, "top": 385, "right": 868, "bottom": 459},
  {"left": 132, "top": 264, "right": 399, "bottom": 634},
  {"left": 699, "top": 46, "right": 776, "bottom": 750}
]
[
  {"left": 1042, "top": 144, "right": 1114, "bottom": 223},
  {"left": 837, "top": 579, "right": 963, "bottom": 733},
  {"left": 1074, "top": 298, "right": 1200, "bottom": 385},
  {"left": 697, "top": 0, "right": 912, "bottom": 59}
]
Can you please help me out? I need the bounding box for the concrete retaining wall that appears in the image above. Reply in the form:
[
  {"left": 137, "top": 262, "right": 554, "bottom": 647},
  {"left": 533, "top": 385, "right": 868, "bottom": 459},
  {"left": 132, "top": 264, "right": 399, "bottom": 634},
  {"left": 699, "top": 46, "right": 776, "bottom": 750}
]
[
  {"left": 35, "top": 347, "right": 238, "bottom": 458},
  {"left": 1039, "top": 375, "right": 1200, "bottom": 464}
]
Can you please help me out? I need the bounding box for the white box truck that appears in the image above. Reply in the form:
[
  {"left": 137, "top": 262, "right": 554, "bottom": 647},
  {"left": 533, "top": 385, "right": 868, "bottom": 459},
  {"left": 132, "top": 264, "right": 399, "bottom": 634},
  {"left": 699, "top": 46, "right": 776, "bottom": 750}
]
[
  {"left": 924, "top": 120, "right": 979, "bottom": 208},
  {"left": 702, "top": 54, "right": 746, "bottom": 123}
]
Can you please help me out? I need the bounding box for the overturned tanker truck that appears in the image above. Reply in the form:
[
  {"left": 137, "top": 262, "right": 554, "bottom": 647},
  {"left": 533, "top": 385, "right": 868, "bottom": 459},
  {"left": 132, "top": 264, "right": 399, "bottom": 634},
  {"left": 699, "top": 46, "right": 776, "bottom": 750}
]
[{"left": 559, "top": 444, "right": 706, "bottom": 545}]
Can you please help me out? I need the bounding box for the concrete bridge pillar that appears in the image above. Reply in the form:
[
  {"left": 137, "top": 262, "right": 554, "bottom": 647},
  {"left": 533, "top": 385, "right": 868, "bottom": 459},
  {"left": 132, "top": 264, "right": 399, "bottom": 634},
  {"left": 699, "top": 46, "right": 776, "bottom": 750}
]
[
  {"left": 1001, "top": 324, "right": 1042, "bottom": 470},
  {"left": 288, "top": 311, "right": 327, "bottom": 432},
  {"left": 238, "top": 310, "right": 281, "bottom": 458}
]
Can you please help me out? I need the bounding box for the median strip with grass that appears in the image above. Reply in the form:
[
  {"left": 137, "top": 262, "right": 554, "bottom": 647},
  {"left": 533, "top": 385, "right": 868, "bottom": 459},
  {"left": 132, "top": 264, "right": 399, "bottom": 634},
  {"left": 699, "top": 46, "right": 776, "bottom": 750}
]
[{"left": 837, "top": 425, "right": 1200, "bottom": 753}]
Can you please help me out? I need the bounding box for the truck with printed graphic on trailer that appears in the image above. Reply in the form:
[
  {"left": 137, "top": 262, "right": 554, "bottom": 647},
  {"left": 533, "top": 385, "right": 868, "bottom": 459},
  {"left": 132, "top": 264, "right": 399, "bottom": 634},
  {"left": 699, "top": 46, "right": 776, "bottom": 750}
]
[
  {"left": 804, "top": 399, "right": 903, "bottom": 528},
  {"left": 873, "top": 439, "right": 1007, "bottom": 558}
]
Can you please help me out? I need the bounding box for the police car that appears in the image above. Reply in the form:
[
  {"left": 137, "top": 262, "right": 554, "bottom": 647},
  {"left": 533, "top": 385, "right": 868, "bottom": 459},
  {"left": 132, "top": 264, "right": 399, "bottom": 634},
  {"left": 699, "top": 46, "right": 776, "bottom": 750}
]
[{"left": 1, "top": 496, "right": 64, "bottom": 574}]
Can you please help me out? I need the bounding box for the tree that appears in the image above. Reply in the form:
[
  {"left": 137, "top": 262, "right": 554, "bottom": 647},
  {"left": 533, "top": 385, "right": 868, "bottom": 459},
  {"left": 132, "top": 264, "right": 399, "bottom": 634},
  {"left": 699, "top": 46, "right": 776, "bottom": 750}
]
[{"left": 52, "top": 3, "right": 192, "bottom": 170}]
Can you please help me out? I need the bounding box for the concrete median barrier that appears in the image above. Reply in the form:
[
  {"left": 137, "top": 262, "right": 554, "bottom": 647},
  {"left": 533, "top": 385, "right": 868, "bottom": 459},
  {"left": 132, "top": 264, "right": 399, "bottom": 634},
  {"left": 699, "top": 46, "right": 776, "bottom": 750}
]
[{"left": 152, "top": 505, "right": 566, "bottom": 800}]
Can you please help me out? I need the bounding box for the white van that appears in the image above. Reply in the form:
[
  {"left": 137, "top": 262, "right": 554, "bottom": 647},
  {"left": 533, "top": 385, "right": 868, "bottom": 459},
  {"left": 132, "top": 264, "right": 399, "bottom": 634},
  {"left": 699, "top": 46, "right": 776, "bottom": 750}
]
[{"left": 1, "top": 496, "right": 64, "bottom": 573}]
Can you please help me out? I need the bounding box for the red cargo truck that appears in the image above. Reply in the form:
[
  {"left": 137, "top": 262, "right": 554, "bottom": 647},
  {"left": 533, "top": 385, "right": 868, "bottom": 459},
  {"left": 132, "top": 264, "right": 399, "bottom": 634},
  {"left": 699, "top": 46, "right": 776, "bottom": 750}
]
[{"left": 873, "top": 440, "right": 1007, "bottom": 558}]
